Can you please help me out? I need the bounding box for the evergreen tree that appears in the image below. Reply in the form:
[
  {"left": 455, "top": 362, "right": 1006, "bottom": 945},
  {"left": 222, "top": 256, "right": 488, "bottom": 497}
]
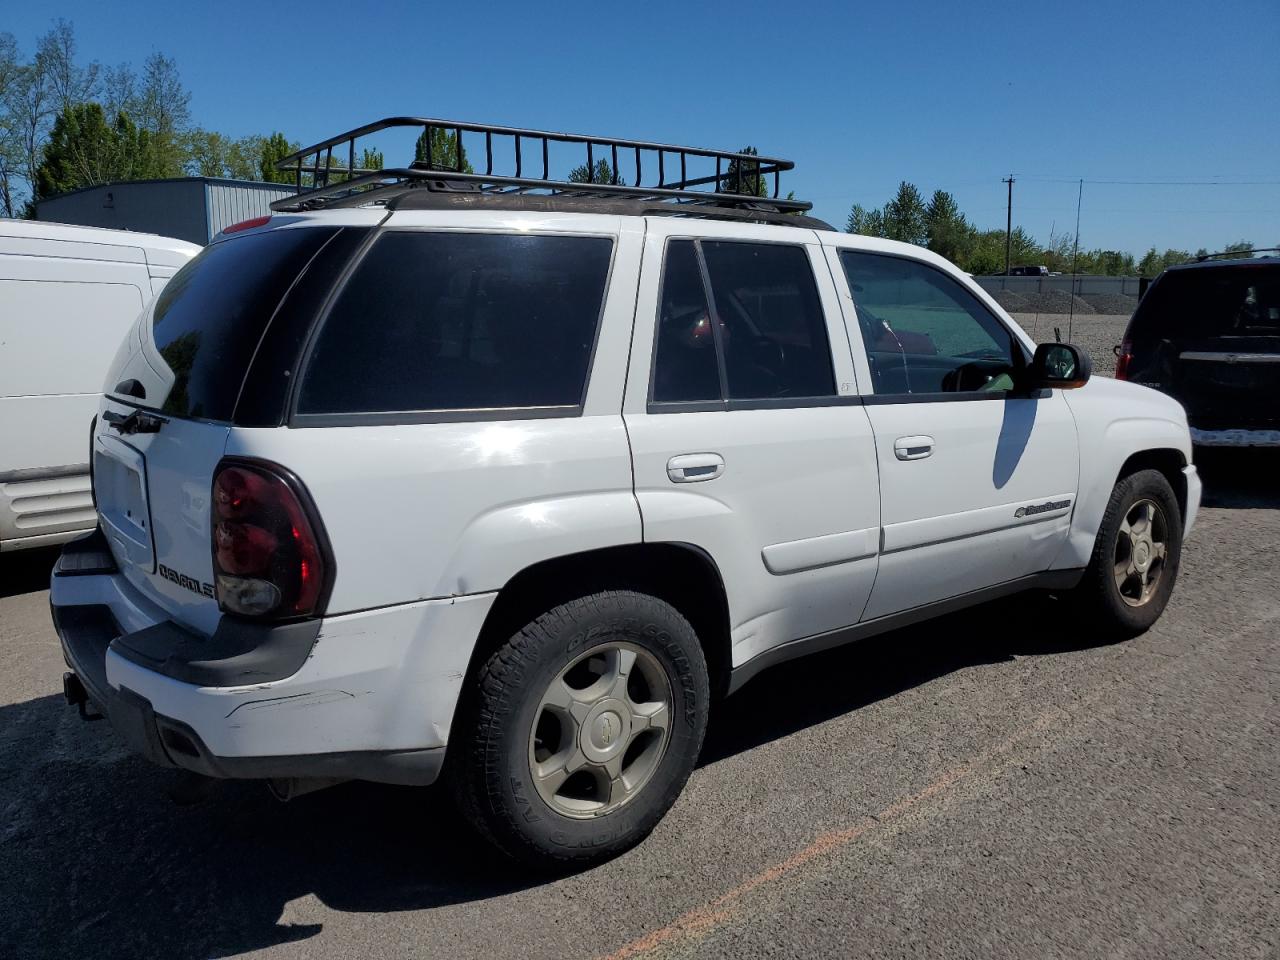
[
  {"left": 414, "top": 127, "right": 472, "bottom": 173},
  {"left": 882, "top": 181, "right": 928, "bottom": 245},
  {"left": 568, "top": 158, "right": 616, "bottom": 184},
  {"left": 721, "top": 146, "right": 768, "bottom": 197}
]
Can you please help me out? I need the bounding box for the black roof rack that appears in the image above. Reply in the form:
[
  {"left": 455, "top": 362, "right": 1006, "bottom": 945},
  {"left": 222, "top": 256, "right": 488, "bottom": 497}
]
[
  {"left": 1193, "top": 247, "right": 1280, "bottom": 262},
  {"left": 269, "top": 117, "right": 816, "bottom": 224}
]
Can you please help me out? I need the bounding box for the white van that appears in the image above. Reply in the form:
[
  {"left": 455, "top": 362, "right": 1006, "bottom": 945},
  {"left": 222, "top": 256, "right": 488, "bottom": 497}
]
[{"left": 0, "top": 220, "right": 199, "bottom": 552}]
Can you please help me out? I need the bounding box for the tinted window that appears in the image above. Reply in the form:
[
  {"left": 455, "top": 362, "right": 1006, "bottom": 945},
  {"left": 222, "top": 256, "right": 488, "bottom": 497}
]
[
  {"left": 840, "top": 251, "right": 1021, "bottom": 394},
  {"left": 652, "top": 240, "right": 721, "bottom": 403},
  {"left": 702, "top": 242, "right": 836, "bottom": 400},
  {"left": 141, "top": 227, "right": 339, "bottom": 420},
  {"left": 1132, "top": 265, "right": 1280, "bottom": 341},
  {"left": 298, "top": 232, "right": 611, "bottom": 416}
]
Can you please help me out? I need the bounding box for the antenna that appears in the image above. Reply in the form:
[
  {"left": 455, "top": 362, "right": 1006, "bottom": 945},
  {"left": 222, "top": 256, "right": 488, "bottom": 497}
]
[{"left": 1067, "top": 178, "right": 1083, "bottom": 343}]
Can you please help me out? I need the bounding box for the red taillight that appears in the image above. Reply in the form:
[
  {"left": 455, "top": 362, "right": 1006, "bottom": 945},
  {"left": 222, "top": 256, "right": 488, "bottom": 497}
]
[
  {"left": 222, "top": 215, "right": 271, "bottom": 235},
  {"left": 211, "top": 461, "right": 329, "bottom": 619},
  {"left": 1115, "top": 339, "right": 1133, "bottom": 380}
]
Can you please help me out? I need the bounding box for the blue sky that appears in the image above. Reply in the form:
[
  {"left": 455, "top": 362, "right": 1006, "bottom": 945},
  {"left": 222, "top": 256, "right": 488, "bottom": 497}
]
[{"left": 6, "top": 0, "right": 1278, "bottom": 255}]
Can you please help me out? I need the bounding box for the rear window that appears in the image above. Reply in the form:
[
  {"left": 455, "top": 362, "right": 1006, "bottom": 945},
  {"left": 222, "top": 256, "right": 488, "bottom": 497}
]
[
  {"left": 135, "top": 227, "right": 339, "bottom": 420},
  {"left": 1132, "top": 265, "right": 1280, "bottom": 340},
  {"left": 296, "top": 231, "right": 613, "bottom": 419}
]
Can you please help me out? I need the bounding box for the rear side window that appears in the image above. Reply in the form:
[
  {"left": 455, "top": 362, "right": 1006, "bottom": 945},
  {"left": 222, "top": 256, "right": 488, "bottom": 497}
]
[
  {"left": 1133, "top": 265, "right": 1280, "bottom": 340},
  {"left": 297, "top": 232, "right": 612, "bottom": 418},
  {"left": 650, "top": 239, "right": 837, "bottom": 405},
  {"left": 142, "top": 227, "right": 339, "bottom": 420}
]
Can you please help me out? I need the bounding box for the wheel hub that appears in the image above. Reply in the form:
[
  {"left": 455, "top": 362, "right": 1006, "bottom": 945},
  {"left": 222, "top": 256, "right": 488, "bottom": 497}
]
[
  {"left": 528, "top": 642, "right": 673, "bottom": 819},
  {"left": 1113, "top": 497, "right": 1168, "bottom": 607},
  {"left": 581, "top": 700, "right": 632, "bottom": 762}
]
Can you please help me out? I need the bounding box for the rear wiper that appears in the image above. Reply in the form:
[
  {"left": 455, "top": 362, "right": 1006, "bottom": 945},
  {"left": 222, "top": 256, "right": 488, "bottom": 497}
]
[{"left": 102, "top": 409, "right": 166, "bottom": 435}]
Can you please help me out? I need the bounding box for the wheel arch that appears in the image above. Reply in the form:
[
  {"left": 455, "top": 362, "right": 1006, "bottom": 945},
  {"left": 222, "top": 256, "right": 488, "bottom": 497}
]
[
  {"left": 458, "top": 542, "right": 734, "bottom": 717},
  {"left": 1116, "top": 447, "right": 1188, "bottom": 521}
]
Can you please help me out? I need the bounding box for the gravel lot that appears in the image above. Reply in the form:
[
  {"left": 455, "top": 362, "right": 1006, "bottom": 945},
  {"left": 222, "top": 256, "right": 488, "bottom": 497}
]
[
  {"left": 2, "top": 314, "right": 1276, "bottom": 959},
  {"left": 1010, "top": 312, "right": 1128, "bottom": 374}
]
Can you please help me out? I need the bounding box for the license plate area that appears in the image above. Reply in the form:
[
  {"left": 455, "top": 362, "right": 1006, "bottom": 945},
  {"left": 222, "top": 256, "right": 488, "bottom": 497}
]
[{"left": 94, "top": 433, "right": 154, "bottom": 570}]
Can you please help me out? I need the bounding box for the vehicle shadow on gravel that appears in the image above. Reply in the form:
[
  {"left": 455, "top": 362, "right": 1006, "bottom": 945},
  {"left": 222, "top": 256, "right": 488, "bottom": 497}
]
[
  {"left": 2, "top": 696, "right": 534, "bottom": 959},
  {"left": 0, "top": 545, "right": 59, "bottom": 599},
  {"left": 1194, "top": 449, "right": 1280, "bottom": 509},
  {"left": 3, "top": 592, "right": 1115, "bottom": 960},
  {"left": 702, "top": 590, "right": 1106, "bottom": 765}
]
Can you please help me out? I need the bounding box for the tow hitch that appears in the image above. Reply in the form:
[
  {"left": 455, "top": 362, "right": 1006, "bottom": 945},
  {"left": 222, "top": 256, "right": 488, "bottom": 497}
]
[{"left": 63, "top": 672, "right": 103, "bottom": 721}]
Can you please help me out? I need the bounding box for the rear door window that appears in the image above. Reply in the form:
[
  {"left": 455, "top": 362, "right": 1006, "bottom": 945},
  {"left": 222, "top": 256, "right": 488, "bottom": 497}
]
[
  {"left": 132, "top": 226, "right": 340, "bottom": 421},
  {"left": 297, "top": 232, "right": 613, "bottom": 419},
  {"left": 649, "top": 239, "right": 837, "bottom": 406}
]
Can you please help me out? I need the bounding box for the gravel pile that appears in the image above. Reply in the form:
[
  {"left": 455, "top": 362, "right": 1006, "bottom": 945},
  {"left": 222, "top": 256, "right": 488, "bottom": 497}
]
[
  {"left": 1020, "top": 289, "right": 1096, "bottom": 314},
  {"left": 990, "top": 289, "right": 1032, "bottom": 312},
  {"left": 1081, "top": 293, "right": 1138, "bottom": 316}
]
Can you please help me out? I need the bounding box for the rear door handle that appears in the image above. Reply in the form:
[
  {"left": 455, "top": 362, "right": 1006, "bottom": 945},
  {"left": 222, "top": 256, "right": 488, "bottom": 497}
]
[
  {"left": 667, "top": 453, "right": 725, "bottom": 483},
  {"left": 893, "top": 435, "right": 934, "bottom": 460}
]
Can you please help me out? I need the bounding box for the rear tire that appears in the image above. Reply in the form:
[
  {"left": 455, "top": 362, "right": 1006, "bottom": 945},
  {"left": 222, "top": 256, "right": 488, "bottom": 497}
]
[
  {"left": 452, "top": 590, "right": 709, "bottom": 867},
  {"left": 1070, "top": 468, "right": 1183, "bottom": 636}
]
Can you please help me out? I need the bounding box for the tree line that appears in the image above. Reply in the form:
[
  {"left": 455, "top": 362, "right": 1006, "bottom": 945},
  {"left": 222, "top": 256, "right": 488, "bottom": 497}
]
[
  {"left": 847, "top": 182, "right": 1258, "bottom": 277},
  {"left": 0, "top": 21, "right": 309, "bottom": 217}
]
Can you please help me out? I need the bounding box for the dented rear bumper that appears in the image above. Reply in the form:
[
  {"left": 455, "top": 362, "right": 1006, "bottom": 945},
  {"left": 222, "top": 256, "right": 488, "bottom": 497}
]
[{"left": 50, "top": 531, "right": 494, "bottom": 785}]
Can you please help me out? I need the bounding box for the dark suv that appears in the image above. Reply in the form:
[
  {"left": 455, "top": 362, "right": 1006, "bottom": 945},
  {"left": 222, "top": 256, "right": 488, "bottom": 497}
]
[{"left": 1117, "top": 256, "right": 1280, "bottom": 446}]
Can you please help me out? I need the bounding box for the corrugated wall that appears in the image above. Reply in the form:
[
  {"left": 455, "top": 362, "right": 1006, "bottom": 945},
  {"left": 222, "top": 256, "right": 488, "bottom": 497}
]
[
  {"left": 205, "top": 182, "right": 297, "bottom": 239},
  {"left": 37, "top": 180, "right": 209, "bottom": 245}
]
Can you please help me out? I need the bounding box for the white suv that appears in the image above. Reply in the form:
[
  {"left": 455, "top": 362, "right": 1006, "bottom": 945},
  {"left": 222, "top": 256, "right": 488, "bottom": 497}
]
[{"left": 51, "top": 119, "right": 1201, "bottom": 866}]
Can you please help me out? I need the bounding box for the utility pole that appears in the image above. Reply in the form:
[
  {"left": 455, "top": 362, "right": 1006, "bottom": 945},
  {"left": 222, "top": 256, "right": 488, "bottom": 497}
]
[{"left": 1002, "top": 174, "right": 1015, "bottom": 275}]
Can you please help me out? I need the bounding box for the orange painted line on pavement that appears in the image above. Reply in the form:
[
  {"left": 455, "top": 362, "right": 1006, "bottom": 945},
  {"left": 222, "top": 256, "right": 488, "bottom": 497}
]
[{"left": 598, "top": 709, "right": 1063, "bottom": 960}]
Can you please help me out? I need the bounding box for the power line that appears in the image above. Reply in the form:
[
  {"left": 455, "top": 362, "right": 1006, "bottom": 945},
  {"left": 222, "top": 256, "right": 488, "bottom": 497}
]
[{"left": 1013, "top": 175, "right": 1280, "bottom": 186}]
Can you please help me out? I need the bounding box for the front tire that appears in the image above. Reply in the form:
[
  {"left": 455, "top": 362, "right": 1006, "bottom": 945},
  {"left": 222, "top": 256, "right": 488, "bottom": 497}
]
[
  {"left": 1071, "top": 468, "right": 1183, "bottom": 636},
  {"left": 452, "top": 590, "right": 709, "bottom": 866}
]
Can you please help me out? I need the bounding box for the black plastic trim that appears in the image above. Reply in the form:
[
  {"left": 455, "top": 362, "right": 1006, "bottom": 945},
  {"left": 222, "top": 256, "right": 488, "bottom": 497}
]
[
  {"left": 234, "top": 226, "right": 372, "bottom": 427},
  {"left": 53, "top": 528, "right": 117, "bottom": 576},
  {"left": 646, "top": 395, "right": 864, "bottom": 415},
  {"left": 290, "top": 404, "right": 582, "bottom": 429},
  {"left": 727, "top": 568, "right": 1086, "bottom": 694},
  {"left": 861, "top": 388, "right": 1052, "bottom": 406},
  {"left": 111, "top": 616, "right": 323, "bottom": 687}
]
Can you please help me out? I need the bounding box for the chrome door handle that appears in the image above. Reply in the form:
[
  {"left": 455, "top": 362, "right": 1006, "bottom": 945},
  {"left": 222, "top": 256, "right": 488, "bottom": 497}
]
[
  {"left": 667, "top": 453, "right": 725, "bottom": 483},
  {"left": 893, "top": 436, "right": 934, "bottom": 460}
]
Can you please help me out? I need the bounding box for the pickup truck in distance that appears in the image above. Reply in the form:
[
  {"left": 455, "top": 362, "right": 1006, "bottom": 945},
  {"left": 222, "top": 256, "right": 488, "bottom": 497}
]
[{"left": 51, "top": 118, "right": 1201, "bottom": 866}]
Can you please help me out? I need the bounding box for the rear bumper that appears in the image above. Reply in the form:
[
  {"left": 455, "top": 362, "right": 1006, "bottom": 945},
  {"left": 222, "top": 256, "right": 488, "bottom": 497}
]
[
  {"left": 51, "top": 531, "right": 495, "bottom": 785},
  {"left": 1190, "top": 427, "right": 1280, "bottom": 448}
]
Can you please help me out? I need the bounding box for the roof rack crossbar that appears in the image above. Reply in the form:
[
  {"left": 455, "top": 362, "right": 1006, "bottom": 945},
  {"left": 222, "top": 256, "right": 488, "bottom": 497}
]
[
  {"left": 271, "top": 116, "right": 809, "bottom": 214},
  {"left": 1193, "top": 246, "right": 1280, "bottom": 262}
]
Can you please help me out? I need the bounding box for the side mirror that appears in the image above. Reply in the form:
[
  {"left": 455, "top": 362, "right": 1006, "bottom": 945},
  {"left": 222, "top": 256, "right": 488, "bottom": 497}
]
[{"left": 1028, "top": 342, "right": 1091, "bottom": 390}]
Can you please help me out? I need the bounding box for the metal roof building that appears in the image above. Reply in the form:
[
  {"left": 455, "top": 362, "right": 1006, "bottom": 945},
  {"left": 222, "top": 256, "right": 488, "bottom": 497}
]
[{"left": 35, "top": 177, "right": 297, "bottom": 245}]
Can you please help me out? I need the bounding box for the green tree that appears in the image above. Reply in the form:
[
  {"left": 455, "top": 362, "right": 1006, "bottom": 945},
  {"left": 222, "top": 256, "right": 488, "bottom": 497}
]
[
  {"left": 414, "top": 127, "right": 472, "bottom": 172},
  {"left": 34, "top": 101, "right": 166, "bottom": 200},
  {"left": 924, "top": 189, "right": 972, "bottom": 263},
  {"left": 359, "top": 147, "right": 383, "bottom": 172},
  {"left": 882, "top": 181, "right": 928, "bottom": 245},
  {"left": 0, "top": 32, "right": 23, "bottom": 216},
  {"left": 258, "top": 131, "right": 296, "bottom": 183},
  {"left": 845, "top": 202, "right": 886, "bottom": 237},
  {"left": 1220, "top": 239, "right": 1254, "bottom": 259},
  {"left": 568, "top": 158, "right": 616, "bottom": 184},
  {"left": 721, "top": 146, "right": 768, "bottom": 197}
]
